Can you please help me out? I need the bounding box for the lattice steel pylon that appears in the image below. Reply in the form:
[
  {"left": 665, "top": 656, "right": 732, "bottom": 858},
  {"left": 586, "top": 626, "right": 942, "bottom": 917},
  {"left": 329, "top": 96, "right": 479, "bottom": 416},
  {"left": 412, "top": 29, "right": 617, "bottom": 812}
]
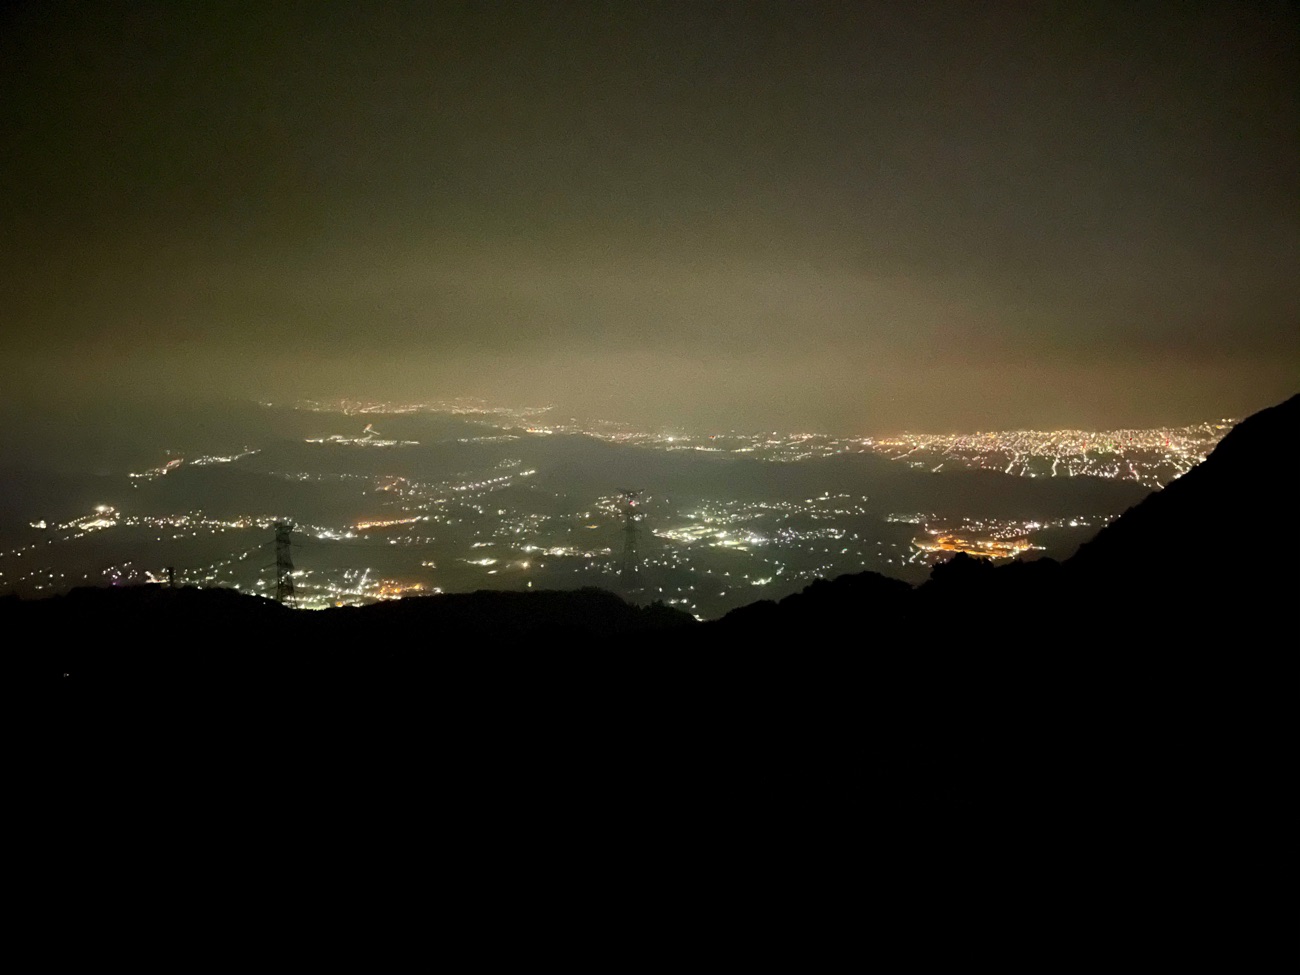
[
  {"left": 619, "top": 489, "right": 642, "bottom": 585},
  {"left": 274, "top": 521, "right": 296, "bottom": 605}
]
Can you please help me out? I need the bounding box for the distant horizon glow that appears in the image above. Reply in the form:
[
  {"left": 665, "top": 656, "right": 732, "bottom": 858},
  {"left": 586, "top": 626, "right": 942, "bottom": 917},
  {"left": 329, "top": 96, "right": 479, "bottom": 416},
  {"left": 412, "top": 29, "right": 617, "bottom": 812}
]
[{"left": 1, "top": 3, "right": 1295, "bottom": 432}]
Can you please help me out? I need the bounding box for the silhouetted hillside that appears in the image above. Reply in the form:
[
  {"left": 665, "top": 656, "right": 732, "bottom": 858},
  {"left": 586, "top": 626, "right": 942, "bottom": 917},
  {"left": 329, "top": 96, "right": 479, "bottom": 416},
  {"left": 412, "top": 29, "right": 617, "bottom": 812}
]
[
  {"left": 717, "top": 392, "right": 1299, "bottom": 639},
  {"left": 1069, "top": 391, "right": 1299, "bottom": 600},
  {"left": 5, "top": 584, "right": 695, "bottom": 685},
  {"left": 10, "top": 394, "right": 1298, "bottom": 975}
]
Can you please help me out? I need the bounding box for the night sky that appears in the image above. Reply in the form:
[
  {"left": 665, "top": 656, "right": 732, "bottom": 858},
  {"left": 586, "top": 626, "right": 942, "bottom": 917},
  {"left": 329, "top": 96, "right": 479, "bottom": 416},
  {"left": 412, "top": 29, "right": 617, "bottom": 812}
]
[{"left": 2, "top": 0, "right": 1296, "bottom": 432}]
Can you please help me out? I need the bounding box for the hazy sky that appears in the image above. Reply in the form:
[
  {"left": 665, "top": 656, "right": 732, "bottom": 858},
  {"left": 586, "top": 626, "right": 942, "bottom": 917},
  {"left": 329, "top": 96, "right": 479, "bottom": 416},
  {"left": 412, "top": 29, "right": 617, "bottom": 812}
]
[{"left": 2, "top": 0, "right": 1296, "bottom": 432}]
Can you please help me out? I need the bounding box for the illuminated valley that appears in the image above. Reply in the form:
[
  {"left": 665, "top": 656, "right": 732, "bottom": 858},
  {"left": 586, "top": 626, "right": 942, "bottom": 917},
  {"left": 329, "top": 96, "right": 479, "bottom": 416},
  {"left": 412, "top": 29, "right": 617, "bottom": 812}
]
[{"left": 0, "top": 399, "right": 1220, "bottom": 617}]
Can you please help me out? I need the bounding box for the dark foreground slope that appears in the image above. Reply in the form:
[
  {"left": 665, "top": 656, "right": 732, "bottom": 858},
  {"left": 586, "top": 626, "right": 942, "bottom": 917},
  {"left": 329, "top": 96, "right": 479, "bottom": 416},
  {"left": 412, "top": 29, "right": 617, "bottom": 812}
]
[
  {"left": 9, "top": 396, "right": 1299, "bottom": 974},
  {"left": 1068, "top": 391, "right": 1298, "bottom": 603}
]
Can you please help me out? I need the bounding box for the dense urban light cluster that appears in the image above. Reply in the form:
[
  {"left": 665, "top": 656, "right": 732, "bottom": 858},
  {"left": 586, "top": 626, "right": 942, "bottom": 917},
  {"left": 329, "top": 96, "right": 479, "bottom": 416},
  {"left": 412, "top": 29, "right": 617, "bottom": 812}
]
[
  {"left": 129, "top": 450, "right": 259, "bottom": 482},
  {"left": 913, "top": 534, "right": 1037, "bottom": 559},
  {"left": 302, "top": 399, "right": 1230, "bottom": 490},
  {"left": 866, "top": 422, "right": 1230, "bottom": 489},
  {"left": 0, "top": 399, "right": 1224, "bottom": 617},
  {"left": 305, "top": 423, "right": 419, "bottom": 447}
]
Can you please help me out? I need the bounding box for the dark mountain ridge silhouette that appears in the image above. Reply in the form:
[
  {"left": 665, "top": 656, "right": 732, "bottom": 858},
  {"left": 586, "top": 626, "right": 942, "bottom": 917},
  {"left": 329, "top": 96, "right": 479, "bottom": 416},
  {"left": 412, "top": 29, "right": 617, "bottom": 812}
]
[
  {"left": 9, "top": 394, "right": 1298, "bottom": 974},
  {"left": 718, "top": 391, "right": 1299, "bottom": 636},
  {"left": 1069, "top": 391, "right": 1297, "bottom": 595}
]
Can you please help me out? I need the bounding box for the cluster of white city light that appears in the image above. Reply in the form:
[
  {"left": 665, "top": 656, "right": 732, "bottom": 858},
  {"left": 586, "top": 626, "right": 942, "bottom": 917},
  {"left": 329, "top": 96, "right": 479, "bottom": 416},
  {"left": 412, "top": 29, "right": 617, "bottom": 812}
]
[
  {"left": 128, "top": 449, "right": 259, "bottom": 482},
  {"left": 2, "top": 399, "right": 1229, "bottom": 616}
]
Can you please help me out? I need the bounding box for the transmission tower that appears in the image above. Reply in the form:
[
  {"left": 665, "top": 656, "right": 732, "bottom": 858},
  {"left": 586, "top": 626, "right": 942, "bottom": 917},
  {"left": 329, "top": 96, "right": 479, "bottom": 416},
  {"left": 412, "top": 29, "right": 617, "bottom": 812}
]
[
  {"left": 274, "top": 522, "right": 296, "bottom": 605},
  {"left": 619, "top": 489, "right": 642, "bottom": 585}
]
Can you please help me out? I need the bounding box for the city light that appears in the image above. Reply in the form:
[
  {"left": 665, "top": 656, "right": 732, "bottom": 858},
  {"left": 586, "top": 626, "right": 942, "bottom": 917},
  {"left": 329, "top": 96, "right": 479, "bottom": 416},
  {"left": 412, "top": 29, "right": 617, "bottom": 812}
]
[{"left": 0, "top": 398, "right": 1227, "bottom": 615}]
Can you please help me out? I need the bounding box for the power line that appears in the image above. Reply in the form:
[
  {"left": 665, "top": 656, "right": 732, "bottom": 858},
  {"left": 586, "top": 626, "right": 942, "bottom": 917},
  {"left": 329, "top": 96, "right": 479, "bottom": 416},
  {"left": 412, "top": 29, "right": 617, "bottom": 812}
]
[
  {"left": 619, "top": 489, "right": 642, "bottom": 593},
  {"left": 274, "top": 522, "right": 296, "bottom": 605}
]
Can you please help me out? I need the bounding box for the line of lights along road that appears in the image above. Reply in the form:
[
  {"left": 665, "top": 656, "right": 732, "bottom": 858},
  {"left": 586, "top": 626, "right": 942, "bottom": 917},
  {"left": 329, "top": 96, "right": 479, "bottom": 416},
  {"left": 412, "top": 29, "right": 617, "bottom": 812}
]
[{"left": 0, "top": 400, "right": 1230, "bottom": 616}]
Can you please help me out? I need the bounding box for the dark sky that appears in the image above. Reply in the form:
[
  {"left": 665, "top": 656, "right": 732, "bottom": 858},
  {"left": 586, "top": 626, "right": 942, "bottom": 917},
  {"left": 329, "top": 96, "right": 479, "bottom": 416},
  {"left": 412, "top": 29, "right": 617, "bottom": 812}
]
[{"left": 2, "top": 0, "right": 1296, "bottom": 432}]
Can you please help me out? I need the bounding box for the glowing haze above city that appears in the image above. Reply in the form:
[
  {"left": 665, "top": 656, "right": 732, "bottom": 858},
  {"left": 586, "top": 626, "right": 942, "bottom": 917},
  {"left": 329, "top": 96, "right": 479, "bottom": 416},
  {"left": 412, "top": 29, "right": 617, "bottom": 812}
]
[
  {"left": 0, "top": 3, "right": 1295, "bottom": 614},
  {"left": 2, "top": 2, "right": 1295, "bottom": 434}
]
